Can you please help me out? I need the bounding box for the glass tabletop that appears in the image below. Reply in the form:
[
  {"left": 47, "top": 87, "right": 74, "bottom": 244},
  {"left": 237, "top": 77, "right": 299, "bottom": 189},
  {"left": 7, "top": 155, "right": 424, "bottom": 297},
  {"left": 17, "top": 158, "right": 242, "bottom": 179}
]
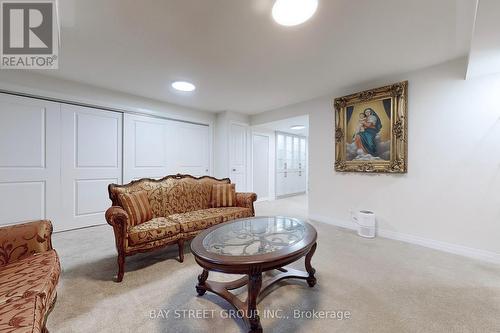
[{"left": 202, "top": 216, "right": 306, "bottom": 256}]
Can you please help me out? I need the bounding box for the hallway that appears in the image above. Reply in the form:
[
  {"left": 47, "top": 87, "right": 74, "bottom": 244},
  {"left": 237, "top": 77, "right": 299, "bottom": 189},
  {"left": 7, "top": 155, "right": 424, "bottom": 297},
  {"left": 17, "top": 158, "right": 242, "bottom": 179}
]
[{"left": 254, "top": 195, "right": 308, "bottom": 219}]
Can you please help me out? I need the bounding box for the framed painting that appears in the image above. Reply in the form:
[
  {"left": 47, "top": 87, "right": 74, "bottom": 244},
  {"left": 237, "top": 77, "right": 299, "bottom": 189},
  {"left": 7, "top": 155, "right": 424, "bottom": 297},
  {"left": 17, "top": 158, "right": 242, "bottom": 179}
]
[{"left": 334, "top": 81, "right": 408, "bottom": 173}]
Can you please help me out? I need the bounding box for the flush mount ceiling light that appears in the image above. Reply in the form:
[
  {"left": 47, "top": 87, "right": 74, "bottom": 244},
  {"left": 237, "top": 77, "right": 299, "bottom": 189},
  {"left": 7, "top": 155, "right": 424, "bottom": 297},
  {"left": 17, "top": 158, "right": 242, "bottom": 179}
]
[
  {"left": 290, "top": 125, "right": 305, "bottom": 130},
  {"left": 272, "top": 0, "right": 318, "bottom": 26},
  {"left": 171, "top": 81, "right": 196, "bottom": 92}
]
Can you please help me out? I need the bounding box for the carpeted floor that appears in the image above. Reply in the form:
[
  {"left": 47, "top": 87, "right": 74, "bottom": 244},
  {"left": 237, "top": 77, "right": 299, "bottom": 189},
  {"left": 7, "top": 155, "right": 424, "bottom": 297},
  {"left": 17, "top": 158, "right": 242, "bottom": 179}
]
[{"left": 49, "top": 195, "right": 500, "bottom": 332}]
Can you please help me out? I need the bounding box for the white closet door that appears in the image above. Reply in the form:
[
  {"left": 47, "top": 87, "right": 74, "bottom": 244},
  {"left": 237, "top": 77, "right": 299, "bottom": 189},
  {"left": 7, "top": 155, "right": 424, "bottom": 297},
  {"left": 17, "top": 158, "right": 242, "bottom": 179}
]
[
  {"left": 298, "top": 137, "right": 307, "bottom": 193},
  {"left": 123, "top": 113, "right": 169, "bottom": 182},
  {"left": 61, "top": 105, "right": 122, "bottom": 230},
  {"left": 172, "top": 122, "right": 210, "bottom": 176},
  {"left": 275, "top": 132, "right": 286, "bottom": 197},
  {"left": 275, "top": 132, "right": 307, "bottom": 197},
  {"left": 276, "top": 133, "right": 286, "bottom": 171},
  {"left": 0, "top": 94, "right": 61, "bottom": 226},
  {"left": 124, "top": 114, "right": 210, "bottom": 182},
  {"left": 229, "top": 123, "right": 247, "bottom": 191},
  {"left": 275, "top": 171, "right": 286, "bottom": 197}
]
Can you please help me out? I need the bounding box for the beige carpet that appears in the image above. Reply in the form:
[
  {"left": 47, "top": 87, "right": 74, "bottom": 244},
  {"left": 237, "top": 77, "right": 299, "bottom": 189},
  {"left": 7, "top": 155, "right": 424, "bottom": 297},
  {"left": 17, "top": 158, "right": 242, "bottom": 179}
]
[{"left": 49, "top": 195, "right": 500, "bottom": 332}]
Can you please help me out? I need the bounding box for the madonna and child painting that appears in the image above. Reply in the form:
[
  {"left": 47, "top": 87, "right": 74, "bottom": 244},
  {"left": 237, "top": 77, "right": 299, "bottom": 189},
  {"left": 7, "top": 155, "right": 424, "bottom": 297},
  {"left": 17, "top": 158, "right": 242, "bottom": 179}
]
[
  {"left": 334, "top": 81, "right": 408, "bottom": 173},
  {"left": 346, "top": 99, "right": 391, "bottom": 161}
]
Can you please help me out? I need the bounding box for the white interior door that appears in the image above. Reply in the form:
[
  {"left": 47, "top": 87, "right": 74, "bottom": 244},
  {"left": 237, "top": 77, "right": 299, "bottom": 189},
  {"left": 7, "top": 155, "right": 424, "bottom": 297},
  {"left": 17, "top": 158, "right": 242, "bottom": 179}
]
[
  {"left": 0, "top": 94, "right": 61, "bottom": 226},
  {"left": 252, "top": 134, "right": 270, "bottom": 200},
  {"left": 61, "top": 105, "right": 122, "bottom": 230},
  {"left": 229, "top": 123, "right": 247, "bottom": 191}
]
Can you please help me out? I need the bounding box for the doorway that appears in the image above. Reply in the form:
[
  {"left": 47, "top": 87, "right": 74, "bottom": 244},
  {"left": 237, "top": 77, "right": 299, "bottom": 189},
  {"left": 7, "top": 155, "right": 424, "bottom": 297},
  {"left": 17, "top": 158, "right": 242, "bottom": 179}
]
[{"left": 251, "top": 114, "right": 308, "bottom": 203}]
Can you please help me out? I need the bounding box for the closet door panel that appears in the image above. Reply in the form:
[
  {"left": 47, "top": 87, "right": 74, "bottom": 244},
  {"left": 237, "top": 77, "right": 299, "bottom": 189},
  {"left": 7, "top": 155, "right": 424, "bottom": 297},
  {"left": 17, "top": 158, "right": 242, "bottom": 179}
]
[
  {"left": 173, "top": 122, "right": 210, "bottom": 176},
  {"left": 0, "top": 94, "right": 61, "bottom": 226},
  {"left": 123, "top": 114, "right": 168, "bottom": 182},
  {"left": 124, "top": 114, "right": 211, "bottom": 181},
  {"left": 61, "top": 105, "right": 122, "bottom": 230},
  {"left": 275, "top": 172, "right": 287, "bottom": 197}
]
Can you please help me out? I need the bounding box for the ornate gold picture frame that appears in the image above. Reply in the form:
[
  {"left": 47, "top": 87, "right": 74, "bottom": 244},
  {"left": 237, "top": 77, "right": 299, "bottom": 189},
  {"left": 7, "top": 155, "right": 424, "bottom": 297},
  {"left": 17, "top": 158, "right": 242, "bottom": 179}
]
[{"left": 334, "top": 81, "right": 408, "bottom": 173}]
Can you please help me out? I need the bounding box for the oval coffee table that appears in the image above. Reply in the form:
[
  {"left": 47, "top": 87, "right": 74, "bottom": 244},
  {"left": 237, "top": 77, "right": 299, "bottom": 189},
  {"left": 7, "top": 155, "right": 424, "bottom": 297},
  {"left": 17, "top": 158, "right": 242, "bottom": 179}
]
[{"left": 190, "top": 216, "right": 318, "bottom": 333}]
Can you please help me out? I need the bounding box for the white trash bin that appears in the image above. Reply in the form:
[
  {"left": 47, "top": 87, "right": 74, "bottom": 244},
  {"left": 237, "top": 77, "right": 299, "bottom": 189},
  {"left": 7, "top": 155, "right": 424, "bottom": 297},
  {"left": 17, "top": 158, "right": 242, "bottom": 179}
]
[{"left": 351, "top": 210, "right": 376, "bottom": 238}]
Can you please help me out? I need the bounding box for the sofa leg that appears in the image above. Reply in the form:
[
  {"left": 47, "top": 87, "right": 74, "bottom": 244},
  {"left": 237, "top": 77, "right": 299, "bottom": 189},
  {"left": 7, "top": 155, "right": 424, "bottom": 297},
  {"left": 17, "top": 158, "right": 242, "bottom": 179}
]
[
  {"left": 116, "top": 253, "right": 125, "bottom": 282},
  {"left": 178, "top": 239, "right": 185, "bottom": 263}
]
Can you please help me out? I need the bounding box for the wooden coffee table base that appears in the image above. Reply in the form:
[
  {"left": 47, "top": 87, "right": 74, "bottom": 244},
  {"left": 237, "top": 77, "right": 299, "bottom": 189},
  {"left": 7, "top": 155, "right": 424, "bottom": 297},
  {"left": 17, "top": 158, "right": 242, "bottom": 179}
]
[{"left": 195, "top": 243, "right": 317, "bottom": 333}]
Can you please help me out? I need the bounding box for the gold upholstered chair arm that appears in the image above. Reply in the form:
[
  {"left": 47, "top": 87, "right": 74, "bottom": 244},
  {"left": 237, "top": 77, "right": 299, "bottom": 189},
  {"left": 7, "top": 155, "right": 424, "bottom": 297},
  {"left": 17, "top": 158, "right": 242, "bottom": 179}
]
[
  {"left": 105, "top": 206, "right": 129, "bottom": 228},
  {"left": 105, "top": 206, "right": 129, "bottom": 251},
  {"left": 235, "top": 192, "right": 257, "bottom": 216},
  {"left": 0, "top": 219, "right": 53, "bottom": 266}
]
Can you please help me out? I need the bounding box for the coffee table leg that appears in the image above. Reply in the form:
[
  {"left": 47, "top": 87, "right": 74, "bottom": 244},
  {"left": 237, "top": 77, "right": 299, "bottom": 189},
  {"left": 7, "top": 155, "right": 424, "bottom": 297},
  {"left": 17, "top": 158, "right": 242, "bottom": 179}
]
[
  {"left": 196, "top": 269, "right": 209, "bottom": 296},
  {"left": 305, "top": 242, "right": 317, "bottom": 287},
  {"left": 247, "top": 272, "right": 263, "bottom": 333}
]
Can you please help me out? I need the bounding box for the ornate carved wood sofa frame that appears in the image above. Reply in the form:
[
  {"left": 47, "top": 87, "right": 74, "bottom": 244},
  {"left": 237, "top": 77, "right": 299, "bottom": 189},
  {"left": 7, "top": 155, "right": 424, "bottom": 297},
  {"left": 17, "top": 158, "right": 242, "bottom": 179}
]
[
  {"left": 105, "top": 174, "right": 257, "bottom": 282},
  {"left": 0, "top": 220, "right": 60, "bottom": 333}
]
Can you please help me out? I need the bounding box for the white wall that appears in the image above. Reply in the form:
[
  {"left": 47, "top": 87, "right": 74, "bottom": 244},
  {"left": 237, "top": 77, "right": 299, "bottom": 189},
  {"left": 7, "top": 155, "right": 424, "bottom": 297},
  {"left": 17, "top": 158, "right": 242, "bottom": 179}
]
[{"left": 252, "top": 57, "right": 500, "bottom": 260}]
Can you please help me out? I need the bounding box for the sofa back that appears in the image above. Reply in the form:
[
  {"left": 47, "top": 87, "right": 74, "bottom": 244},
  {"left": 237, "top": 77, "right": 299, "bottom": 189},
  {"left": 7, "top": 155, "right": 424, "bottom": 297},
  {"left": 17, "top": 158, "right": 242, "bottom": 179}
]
[{"left": 108, "top": 174, "right": 230, "bottom": 217}]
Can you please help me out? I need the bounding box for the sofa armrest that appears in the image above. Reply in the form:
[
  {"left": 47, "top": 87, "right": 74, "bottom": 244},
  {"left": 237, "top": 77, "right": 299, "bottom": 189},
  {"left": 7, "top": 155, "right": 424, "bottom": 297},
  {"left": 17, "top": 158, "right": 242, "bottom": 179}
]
[
  {"left": 105, "top": 206, "right": 129, "bottom": 251},
  {"left": 0, "top": 220, "right": 53, "bottom": 266},
  {"left": 236, "top": 192, "right": 257, "bottom": 216},
  {"left": 105, "top": 206, "right": 129, "bottom": 228}
]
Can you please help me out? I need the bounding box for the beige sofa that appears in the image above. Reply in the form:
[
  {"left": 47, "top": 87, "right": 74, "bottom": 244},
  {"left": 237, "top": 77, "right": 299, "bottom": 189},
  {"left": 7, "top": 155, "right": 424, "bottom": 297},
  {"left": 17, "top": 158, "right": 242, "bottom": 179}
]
[
  {"left": 106, "top": 174, "right": 257, "bottom": 282},
  {"left": 0, "top": 220, "right": 60, "bottom": 333}
]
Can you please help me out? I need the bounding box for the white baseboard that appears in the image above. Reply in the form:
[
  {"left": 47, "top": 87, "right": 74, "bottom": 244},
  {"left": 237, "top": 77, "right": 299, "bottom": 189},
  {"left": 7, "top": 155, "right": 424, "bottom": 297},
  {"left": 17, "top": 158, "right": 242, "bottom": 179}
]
[{"left": 308, "top": 214, "right": 500, "bottom": 264}]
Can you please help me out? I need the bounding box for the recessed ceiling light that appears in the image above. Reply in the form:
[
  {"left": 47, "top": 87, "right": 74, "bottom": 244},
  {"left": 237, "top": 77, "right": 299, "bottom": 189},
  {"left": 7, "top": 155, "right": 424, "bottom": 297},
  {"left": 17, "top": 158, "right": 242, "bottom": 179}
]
[
  {"left": 171, "top": 81, "right": 196, "bottom": 92},
  {"left": 290, "top": 125, "right": 305, "bottom": 130},
  {"left": 272, "top": 0, "right": 318, "bottom": 26}
]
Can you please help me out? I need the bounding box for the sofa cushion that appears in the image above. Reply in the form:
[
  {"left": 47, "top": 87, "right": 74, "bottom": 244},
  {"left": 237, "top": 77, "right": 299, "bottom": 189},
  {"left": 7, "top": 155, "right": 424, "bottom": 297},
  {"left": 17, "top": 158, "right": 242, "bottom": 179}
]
[
  {"left": 211, "top": 184, "right": 236, "bottom": 208},
  {"left": 160, "top": 178, "right": 214, "bottom": 216},
  {"left": 128, "top": 217, "right": 181, "bottom": 246},
  {"left": 0, "top": 250, "right": 60, "bottom": 307},
  {"left": 0, "top": 295, "right": 44, "bottom": 333},
  {"left": 170, "top": 207, "right": 253, "bottom": 233},
  {"left": 119, "top": 191, "right": 153, "bottom": 227}
]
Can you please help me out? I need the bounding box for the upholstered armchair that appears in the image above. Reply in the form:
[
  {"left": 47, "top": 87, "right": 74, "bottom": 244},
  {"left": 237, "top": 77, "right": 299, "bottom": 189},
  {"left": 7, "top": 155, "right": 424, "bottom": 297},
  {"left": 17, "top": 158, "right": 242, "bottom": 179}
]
[
  {"left": 0, "top": 220, "right": 60, "bottom": 333},
  {"left": 0, "top": 220, "right": 54, "bottom": 265}
]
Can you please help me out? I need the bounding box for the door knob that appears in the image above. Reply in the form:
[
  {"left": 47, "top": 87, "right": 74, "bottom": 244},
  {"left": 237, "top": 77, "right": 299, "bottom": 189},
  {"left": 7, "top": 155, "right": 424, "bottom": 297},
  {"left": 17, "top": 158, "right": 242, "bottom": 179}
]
[{"left": 232, "top": 168, "right": 236, "bottom": 172}]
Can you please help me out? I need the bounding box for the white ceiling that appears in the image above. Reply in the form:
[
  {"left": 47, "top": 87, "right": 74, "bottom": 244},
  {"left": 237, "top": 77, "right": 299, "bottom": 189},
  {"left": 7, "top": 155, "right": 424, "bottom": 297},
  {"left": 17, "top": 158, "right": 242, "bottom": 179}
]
[
  {"left": 254, "top": 115, "right": 309, "bottom": 136},
  {"left": 44, "top": 0, "right": 476, "bottom": 114}
]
